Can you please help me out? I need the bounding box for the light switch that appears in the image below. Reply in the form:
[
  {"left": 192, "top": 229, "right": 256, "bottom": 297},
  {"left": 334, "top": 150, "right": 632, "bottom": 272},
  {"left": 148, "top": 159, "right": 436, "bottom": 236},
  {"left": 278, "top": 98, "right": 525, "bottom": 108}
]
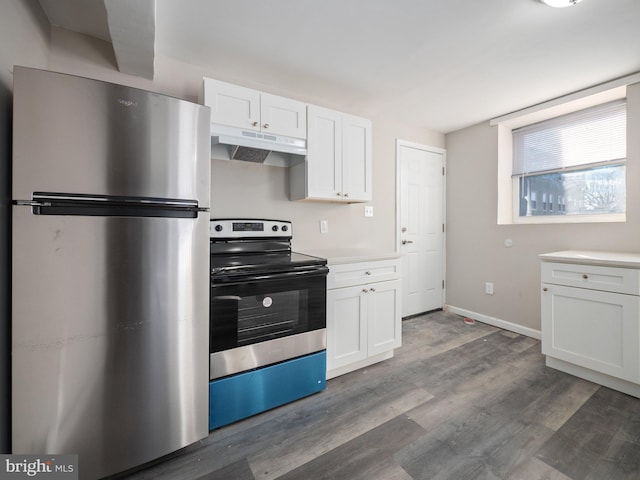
[
  {"left": 320, "top": 220, "right": 328, "bottom": 234},
  {"left": 364, "top": 206, "right": 374, "bottom": 217}
]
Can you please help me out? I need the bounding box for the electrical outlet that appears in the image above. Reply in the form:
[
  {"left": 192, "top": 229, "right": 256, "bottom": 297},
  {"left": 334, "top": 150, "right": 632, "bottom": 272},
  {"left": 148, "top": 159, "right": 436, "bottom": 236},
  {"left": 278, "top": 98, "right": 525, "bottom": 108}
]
[
  {"left": 485, "top": 282, "right": 494, "bottom": 295},
  {"left": 364, "top": 206, "right": 374, "bottom": 217},
  {"left": 320, "top": 220, "right": 328, "bottom": 234}
]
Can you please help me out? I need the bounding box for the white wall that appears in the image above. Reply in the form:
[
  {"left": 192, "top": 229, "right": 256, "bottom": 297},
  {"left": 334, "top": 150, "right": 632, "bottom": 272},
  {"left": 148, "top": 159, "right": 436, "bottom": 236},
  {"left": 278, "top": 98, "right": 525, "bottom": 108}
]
[
  {"left": 0, "top": 0, "right": 50, "bottom": 454},
  {"left": 48, "top": 26, "right": 445, "bottom": 253},
  {"left": 445, "top": 82, "right": 640, "bottom": 333}
]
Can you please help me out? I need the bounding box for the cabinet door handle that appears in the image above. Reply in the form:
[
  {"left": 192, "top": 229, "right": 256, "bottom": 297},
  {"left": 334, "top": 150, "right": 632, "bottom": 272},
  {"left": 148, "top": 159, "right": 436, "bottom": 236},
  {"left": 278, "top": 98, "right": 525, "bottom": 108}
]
[
  {"left": 362, "top": 288, "right": 369, "bottom": 293},
  {"left": 365, "top": 271, "right": 372, "bottom": 275},
  {"left": 402, "top": 240, "right": 414, "bottom": 245},
  {"left": 582, "top": 274, "right": 589, "bottom": 279},
  {"left": 370, "top": 287, "right": 376, "bottom": 292},
  {"left": 337, "top": 192, "right": 342, "bottom": 197},
  {"left": 263, "top": 123, "right": 270, "bottom": 129},
  {"left": 344, "top": 193, "right": 349, "bottom": 198},
  {"left": 252, "top": 121, "right": 259, "bottom": 127},
  {"left": 542, "top": 287, "right": 548, "bottom": 292}
]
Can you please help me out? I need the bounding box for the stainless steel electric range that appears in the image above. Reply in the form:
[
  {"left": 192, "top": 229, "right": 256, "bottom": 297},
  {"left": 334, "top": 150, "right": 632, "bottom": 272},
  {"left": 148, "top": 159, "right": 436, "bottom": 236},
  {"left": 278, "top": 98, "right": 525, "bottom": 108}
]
[{"left": 208, "top": 219, "right": 328, "bottom": 429}]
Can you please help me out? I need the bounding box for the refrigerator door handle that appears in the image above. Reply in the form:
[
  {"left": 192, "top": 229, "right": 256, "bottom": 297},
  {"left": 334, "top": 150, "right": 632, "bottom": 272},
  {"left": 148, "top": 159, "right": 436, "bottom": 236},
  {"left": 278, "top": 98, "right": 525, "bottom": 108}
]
[
  {"left": 16, "top": 192, "right": 207, "bottom": 218},
  {"left": 15, "top": 200, "right": 52, "bottom": 207}
]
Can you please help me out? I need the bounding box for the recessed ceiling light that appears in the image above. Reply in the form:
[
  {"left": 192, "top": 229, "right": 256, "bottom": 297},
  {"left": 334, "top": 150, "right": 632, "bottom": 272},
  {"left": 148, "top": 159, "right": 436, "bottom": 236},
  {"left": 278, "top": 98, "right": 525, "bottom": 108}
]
[{"left": 540, "top": 0, "right": 583, "bottom": 7}]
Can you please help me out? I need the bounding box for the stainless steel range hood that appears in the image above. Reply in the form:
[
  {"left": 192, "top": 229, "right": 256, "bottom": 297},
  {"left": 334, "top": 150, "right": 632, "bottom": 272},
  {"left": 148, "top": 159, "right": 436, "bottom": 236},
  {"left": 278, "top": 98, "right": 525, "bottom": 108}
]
[{"left": 210, "top": 124, "right": 307, "bottom": 167}]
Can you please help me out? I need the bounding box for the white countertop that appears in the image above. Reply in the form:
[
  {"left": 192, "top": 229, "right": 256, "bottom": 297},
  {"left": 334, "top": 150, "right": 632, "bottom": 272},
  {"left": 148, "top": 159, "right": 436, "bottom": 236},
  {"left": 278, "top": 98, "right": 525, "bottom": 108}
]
[
  {"left": 540, "top": 250, "right": 640, "bottom": 268},
  {"left": 301, "top": 248, "right": 401, "bottom": 265}
]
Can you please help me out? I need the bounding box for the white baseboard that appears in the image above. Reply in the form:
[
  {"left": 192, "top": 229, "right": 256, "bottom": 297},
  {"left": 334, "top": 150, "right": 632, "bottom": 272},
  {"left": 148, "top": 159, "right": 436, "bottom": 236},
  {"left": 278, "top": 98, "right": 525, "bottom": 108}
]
[
  {"left": 546, "top": 357, "right": 640, "bottom": 398},
  {"left": 444, "top": 305, "right": 541, "bottom": 340}
]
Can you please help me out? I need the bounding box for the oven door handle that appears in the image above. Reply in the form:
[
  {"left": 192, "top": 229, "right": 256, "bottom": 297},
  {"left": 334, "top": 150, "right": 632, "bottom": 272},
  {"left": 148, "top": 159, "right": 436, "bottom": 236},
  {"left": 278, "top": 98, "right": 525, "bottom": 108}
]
[
  {"left": 211, "top": 266, "right": 329, "bottom": 286},
  {"left": 213, "top": 295, "right": 243, "bottom": 301}
]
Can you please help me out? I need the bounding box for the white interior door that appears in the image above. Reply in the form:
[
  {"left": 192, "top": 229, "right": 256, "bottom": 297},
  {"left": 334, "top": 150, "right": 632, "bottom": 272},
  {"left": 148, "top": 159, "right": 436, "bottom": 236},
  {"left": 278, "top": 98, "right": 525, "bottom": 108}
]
[{"left": 397, "top": 140, "right": 445, "bottom": 317}]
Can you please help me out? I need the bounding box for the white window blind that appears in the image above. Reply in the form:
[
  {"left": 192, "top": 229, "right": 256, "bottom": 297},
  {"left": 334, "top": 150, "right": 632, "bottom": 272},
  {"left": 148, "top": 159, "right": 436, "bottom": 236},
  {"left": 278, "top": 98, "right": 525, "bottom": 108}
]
[{"left": 512, "top": 100, "right": 626, "bottom": 176}]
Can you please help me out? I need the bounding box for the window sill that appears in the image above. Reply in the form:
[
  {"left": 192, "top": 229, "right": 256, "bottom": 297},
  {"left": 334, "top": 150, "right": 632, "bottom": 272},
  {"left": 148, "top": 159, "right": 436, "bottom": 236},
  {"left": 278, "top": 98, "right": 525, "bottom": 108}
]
[{"left": 507, "top": 213, "right": 626, "bottom": 225}]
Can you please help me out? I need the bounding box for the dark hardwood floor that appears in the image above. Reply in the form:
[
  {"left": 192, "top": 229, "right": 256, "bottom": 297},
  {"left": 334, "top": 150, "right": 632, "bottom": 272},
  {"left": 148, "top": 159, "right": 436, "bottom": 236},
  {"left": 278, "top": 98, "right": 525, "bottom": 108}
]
[{"left": 113, "top": 311, "right": 640, "bottom": 480}]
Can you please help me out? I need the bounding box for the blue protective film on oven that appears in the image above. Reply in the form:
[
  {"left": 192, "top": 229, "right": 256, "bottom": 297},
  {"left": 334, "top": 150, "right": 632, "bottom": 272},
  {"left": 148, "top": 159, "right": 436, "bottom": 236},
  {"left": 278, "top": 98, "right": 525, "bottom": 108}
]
[{"left": 208, "top": 351, "right": 327, "bottom": 430}]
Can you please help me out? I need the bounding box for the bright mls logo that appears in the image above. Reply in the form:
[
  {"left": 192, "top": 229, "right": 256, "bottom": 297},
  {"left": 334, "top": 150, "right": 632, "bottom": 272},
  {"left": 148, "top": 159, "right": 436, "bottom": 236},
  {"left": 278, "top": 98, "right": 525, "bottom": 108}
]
[{"left": 0, "top": 455, "right": 77, "bottom": 480}]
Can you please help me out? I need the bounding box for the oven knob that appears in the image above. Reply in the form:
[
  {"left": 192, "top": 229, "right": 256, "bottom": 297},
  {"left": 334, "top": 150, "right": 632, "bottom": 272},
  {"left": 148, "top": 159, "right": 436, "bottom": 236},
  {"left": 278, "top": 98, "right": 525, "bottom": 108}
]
[
  {"left": 215, "top": 224, "right": 223, "bottom": 232},
  {"left": 272, "top": 225, "right": 279, "bottom": 232},
  {"left": 281, "top": 225, "right": 289, "bottom": 232}
]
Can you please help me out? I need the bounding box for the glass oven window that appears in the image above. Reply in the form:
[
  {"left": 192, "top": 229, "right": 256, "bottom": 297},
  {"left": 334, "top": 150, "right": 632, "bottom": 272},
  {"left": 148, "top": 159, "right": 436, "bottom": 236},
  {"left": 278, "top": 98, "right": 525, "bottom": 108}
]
[
  {"left": 210, "top": 272, "right": 326, "bottom": 353},
  {"left": 237, "top": 290, "right": 304, "bottom": 345}
]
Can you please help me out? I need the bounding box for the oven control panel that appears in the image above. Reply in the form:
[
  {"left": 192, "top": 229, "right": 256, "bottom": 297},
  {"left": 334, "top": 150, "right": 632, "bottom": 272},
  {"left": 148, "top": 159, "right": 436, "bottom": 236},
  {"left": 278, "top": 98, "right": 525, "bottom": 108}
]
[{"left": 210, "top": 219, "right": 292, "bottom": 239}]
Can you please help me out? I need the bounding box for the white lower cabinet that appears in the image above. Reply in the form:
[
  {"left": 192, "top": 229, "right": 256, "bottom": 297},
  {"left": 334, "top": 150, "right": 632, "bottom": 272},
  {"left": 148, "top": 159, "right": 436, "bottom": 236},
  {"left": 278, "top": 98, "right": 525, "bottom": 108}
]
[
  {"left": 540, "top": 253, "right": 640, "bottom": 397},
  {"left": 542, "top": 283, "right": 640, "bottom": 382},
  {"left": 327, "top": 285, "right": 368, "bottom": 370},
  {"left": 326, "top": 258, "right": 401, "bottom": 379}
]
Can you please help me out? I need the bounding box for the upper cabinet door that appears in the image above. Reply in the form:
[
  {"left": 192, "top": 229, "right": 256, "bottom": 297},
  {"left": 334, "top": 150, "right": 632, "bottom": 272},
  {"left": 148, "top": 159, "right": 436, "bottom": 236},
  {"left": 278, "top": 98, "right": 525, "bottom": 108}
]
[
  {"left": 203, "top": 78, "right": 260, "bottom": 131},
  {"left": 306, "top": 105, "right": 343, "bottom": 199},
  {"left": 342, "top": 114, "right": 372, "bottom": 202},
  {"left": 290, "top": 105, "right": 372, "bottom": 203},
  {"left": 203, "top": 78, "right": 307, "bottom": 139},
  {"left": 260, "top": 93, "right": 307, "bottom": 139}
]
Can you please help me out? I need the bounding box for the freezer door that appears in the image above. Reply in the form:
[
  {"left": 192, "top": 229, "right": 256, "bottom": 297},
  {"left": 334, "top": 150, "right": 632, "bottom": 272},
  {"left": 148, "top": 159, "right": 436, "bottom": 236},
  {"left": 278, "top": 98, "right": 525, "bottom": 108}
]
[
  {"left": 12, "top": 67, "right": 210, "bottom": 207},
  {"left": 11, "top": 207, "right": 210, "bottom": 479}
]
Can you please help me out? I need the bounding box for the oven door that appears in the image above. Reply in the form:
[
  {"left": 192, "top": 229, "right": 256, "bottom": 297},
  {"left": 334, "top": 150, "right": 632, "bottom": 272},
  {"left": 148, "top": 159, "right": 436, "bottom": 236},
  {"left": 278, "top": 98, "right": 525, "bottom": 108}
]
[{"left": 209, "top": 267, "right": 327, "bottom": 380}]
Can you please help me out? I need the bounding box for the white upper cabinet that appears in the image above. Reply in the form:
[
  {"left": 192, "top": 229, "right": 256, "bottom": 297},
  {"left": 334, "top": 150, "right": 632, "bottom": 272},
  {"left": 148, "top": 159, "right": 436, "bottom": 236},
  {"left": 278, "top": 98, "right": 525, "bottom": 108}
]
[
  {"left": 203, "top": 78, "right": 307, "bottom": 139},
  {"left": 204, "top": 79, "right": 260, "bottom": 132},
  {"left": 260, "top": 93, "right": 307, "bottom": 139},
  {"left": 290, "top": 104, "right": 372, "bottom": 202},
  {"left": 342, "top": 114, "right": 372, "bottom": 202},
  {"left": 305, "top": 105, "right": 342, "bottom": 199}
]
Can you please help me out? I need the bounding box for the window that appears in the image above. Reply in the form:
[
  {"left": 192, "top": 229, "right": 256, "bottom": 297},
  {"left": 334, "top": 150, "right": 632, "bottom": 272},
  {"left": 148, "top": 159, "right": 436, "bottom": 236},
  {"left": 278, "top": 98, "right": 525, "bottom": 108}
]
[{"left": 512, "top": 100, "right": 626, "bottom": 219}]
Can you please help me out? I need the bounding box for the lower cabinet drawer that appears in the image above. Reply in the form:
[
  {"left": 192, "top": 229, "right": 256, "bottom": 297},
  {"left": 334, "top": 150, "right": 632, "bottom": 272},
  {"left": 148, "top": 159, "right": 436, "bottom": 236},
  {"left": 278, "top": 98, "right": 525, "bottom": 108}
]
[
  {"left": 541, "top": 283, "right": 640, "bottom": 383},
  {"left": 541, "top": 261, "right": 640, "bottom": 295},
  {"left": 327, "top": 259, "right": 400, "bottom": 290}
]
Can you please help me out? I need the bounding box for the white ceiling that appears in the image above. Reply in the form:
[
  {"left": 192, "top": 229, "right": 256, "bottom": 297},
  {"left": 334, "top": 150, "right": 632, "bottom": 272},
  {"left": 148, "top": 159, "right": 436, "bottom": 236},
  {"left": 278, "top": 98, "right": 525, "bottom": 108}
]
[{"left": 38, "top": 0, "right": 640, "bottom": 133}]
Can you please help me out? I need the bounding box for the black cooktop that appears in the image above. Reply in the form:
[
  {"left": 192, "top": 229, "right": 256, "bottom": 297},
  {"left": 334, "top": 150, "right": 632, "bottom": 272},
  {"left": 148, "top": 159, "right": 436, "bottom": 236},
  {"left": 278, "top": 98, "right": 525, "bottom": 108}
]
[
  {"left": 211, "top": 251, "right": 326, "bottom": 277},
  {"left": 209, "top": 218, "right": 327, "bottom": 279}
]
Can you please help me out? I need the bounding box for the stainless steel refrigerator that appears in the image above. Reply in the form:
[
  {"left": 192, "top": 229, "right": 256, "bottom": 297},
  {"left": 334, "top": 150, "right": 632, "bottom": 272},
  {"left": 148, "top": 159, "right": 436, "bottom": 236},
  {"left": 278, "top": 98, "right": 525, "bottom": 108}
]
[{"left": 11, "top": 67, "right": 210, "bottom": 479}]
